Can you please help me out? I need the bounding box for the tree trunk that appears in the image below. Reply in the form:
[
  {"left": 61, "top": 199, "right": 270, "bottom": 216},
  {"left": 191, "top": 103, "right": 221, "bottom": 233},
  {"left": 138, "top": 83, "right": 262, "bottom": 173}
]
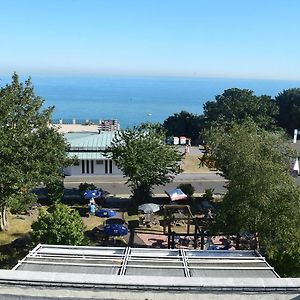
[
  {"left": 0, "top": 206, "right": 8, "bottom": 231},
  {"left": 133, "top": 185, "right": 151, "bottom": 204}
]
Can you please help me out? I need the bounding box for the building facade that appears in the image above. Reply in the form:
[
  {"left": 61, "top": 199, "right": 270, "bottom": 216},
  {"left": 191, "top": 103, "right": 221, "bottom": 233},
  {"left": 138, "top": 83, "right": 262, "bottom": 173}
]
[{"left": 64, "top": 131, "right": 122, "bottom": 176}]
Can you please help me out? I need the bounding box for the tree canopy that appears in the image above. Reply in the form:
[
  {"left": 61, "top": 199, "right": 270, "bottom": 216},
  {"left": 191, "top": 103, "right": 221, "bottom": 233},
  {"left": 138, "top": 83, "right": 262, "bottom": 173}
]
[
  {"left": 31, "top": 203, "right": 86, "bottom": 245},
  {"left": 275, "top": 88, "right": 300, "bottom": 136},
  {"left": 163, "top": 110, "right": 204, "bottom": 145},
  {"left": 0, "top": 73, "right": 71, "bottom": 230},
  {"left": 200, "top": 121, "right": 300, "bottom": 274},
  {"left": 107, "top": 123, "right": 182, "bottom": 203},
  {"left": 203, "top": 88, "right": 278, "bottom": 130}
]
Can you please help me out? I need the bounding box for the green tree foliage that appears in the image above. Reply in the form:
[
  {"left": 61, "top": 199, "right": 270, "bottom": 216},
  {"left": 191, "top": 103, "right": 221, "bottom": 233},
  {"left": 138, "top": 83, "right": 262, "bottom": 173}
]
[
  {"left": 46, "top": 178, "right": 64, "bottom": 203},
  {"left": 31, "top": 202, "right": 86, "bottom": 245},
  {"left": 107, "top": 123, "right": 183, "bottom": 203},
  {"left": 0, "top": 73, "right": 71, "bottom": 230},
  {"left": 203, "top": 88, "right": 278, "bottom": 130},
  {"left": 177, "top": 183, "right": 195, "bottom": 198},
  {"left": 269, "top": 236, "right": 300, "bottom": 277},
  {"left": 163, "top": 111, "right": 204, "bottom": 145},
  {"left": 201, "top": 122, "right": 300, "bottom": 274},
  {"left": 78, "top": 182, "right": 97, "bottom": 194},
  {"left": 275, "top": 88, "right": 300, "bottom": 136}
]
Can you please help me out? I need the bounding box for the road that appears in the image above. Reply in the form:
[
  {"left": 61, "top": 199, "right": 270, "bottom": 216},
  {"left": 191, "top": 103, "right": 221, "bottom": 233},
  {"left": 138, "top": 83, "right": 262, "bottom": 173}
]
[{"left": 64, "top": 172, "right": 227, "bottom": 195}]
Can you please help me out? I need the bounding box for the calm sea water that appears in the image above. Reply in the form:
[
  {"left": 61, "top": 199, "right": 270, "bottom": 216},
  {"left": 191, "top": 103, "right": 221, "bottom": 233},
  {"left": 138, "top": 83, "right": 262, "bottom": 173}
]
[{"left": 1, "top": 75, "right": 300, "bottom": 128}]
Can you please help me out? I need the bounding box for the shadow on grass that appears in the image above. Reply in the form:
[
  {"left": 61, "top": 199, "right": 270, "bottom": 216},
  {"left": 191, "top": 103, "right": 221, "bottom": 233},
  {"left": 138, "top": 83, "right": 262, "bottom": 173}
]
[{"left": 0, "top": 235, "right": 33, "bottom": 269}]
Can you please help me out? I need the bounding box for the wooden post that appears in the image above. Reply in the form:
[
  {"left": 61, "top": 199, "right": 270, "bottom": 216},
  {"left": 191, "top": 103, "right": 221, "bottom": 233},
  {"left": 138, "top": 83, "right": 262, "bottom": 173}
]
[
  {"left": 171, "top": 232, "right": 175, "bottom": 249},
  {"left": 201, "top": 229, "right": 204, "bottom": 250},
  {"left": 236, "top": 233, "right": 240, "bottom": 250},
  {"left": 193, "top": 223, "right": 197, "bottom": 249},
  {"left": 167, "top": 223, "right": 171, "bottom": 249}
]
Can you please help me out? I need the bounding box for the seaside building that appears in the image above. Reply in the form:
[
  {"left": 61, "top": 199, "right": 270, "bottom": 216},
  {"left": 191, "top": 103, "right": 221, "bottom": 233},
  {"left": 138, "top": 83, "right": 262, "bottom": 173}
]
[
  {"left": 51, "top": 120, "right": 122, "bottom": 176},
  {"left": 1, "top": 244, "right": 299, "bottom": 299},
  {"left": 64, "top": 131, "right": 122, "bottom": 176}
]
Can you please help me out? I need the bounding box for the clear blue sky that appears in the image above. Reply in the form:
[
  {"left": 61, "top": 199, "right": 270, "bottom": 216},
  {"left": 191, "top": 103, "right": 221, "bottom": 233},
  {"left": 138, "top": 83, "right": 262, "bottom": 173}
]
[{"left": 1, "top": 0, "right": 300, "bottom": 80}]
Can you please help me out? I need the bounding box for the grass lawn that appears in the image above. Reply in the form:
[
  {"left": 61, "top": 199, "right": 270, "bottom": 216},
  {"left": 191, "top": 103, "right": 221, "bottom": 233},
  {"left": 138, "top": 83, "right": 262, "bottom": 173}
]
[
  {"left": 0, "top": 205, "right": 105, "bottom": 246},
  {"left": 181, "top": 154, "right": 212, "bottom": 173}
]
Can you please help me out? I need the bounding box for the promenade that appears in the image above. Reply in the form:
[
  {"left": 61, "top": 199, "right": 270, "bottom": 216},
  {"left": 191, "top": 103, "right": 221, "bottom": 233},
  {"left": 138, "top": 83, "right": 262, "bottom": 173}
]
[{"left": 64, "top": 171, "right": 227, "bottom": 196}]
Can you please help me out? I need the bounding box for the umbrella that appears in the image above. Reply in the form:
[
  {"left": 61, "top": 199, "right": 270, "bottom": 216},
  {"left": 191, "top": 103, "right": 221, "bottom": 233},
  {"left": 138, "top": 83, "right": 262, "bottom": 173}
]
[
  {"left": 165, "top": 188, "right": 187, "bottom": 201},
  {"left": 84, "top": 189, "right": 102, "bottom": 200},
  {"left": 138, "top": 203, "right": 160, "bottom": 214},
  {"left": 95, "top": 209, "right": 116, "bottom": 218},
  {"left": 104, "top": 224, "right": 128, "bottom": 236}
]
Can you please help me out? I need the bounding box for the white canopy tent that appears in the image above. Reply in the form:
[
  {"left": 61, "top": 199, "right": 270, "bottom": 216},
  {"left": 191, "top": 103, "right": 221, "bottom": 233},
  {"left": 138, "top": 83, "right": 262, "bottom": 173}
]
[{"left": 165, "top": 188, "right": 188, "bottom": 201}]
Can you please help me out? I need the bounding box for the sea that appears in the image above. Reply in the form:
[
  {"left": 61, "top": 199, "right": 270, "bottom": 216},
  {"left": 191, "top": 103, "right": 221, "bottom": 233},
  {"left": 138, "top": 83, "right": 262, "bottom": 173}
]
[{"left": 1, "top": 75, "right": 300, "bottom": 128}]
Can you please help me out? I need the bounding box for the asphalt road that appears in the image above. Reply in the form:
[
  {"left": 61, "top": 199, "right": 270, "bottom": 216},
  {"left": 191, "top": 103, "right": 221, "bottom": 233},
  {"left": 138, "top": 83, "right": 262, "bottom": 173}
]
[{"left": 64, "top": 172, "right": 228, "bottom": 195}]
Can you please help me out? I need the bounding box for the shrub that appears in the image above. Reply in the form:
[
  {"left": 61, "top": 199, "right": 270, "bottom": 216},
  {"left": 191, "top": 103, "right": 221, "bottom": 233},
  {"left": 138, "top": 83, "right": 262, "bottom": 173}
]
[
  {"left": 202, "top": 188, "right": 214, "bottom": 201},
  {"left": 31, "top": 202, "right": 86, "bottom": 245},
  {"left": 78, "top": 182, "right": 97, "bottom": 193},
  {"left": 8, "top": 192, "right": 37, "bottom": 214},
  {"left": 177, "top": 183, "right": 195, "bottom": 197},
  {"left": 46, "top": 179, "right": 64, "bottom": 203}
]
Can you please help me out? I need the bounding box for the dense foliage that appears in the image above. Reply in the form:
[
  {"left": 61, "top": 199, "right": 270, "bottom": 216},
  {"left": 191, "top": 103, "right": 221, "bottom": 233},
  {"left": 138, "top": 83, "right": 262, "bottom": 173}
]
[
  {"left": 202, "top": 88, "right": 278, "bottom": 130},
  {"left": 275, "top": 88, "right": 300, "bottom": 136},
  {"left": 163, "top": 110, "right": 203, "bottom": 145},
  {"left": 31, "top": 203, "right": 86, "bottom": 245},
  {"left": 46, "top": 178, "right": 64, "bottom": 203},
  {"left": 0, "top": 73, "right": 71, "bottom": 230},
  {"left": 177, "top": 183, "right": 195, "bottom": 198},
  {"left": 201, "top": 122, "right": 300, "bottom": 276},
  {"left": 107, "top": 123, "right": 182, "bottom": 203}
]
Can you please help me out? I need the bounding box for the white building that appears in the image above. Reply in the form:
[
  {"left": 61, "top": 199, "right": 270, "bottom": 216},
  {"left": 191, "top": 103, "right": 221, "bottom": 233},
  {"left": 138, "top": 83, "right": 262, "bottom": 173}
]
[{"left": 63, "top": 131, "right": 122, "bottom": 176}]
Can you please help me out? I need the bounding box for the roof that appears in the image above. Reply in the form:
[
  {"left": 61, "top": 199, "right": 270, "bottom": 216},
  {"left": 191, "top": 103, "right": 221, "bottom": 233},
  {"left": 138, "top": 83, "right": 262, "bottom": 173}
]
[
  {"left": 13, "top": 244, "right": 278, "bottom": 279},
  {"left": 65, "top": 132, "right": 116, "bottom": 149},
  {"left": 1, "top": 245, "right": 299, "bottom": 298},
  {"left": 64, "top": 131, "right": 117, "bottom": 160}
]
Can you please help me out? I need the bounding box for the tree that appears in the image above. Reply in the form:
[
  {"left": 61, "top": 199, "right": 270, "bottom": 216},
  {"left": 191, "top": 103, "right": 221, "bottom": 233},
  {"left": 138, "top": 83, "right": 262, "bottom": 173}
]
[
  {"left": 31, "top": 202, "right": 86, "bottom": 245},
  {"left": 201, "top": 122, "right": 300, "bottom": 262},
  {"left": 163, "top": 111, "right": 204, "bottom": 145},
  {"left": 203, "top": 88, "right": 278, "bottom": 130},
  {"left": 275, "top": 88, "right": 300, "bottom": 136},
  {"left": 45, "top": 178, "right": 64, "bottom": 203},
  {"left": 107, "top": 123, "right": 183, "bottom": 203},
  {"left": 0, "top": 73, "right": 71, "bottom": 230}
]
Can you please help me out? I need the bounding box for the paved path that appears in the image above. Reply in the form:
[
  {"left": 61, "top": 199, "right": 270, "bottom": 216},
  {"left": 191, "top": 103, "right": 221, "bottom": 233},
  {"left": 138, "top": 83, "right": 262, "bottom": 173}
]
[{"left": 64, "top": 171, "right": 227, "bottom": 195}]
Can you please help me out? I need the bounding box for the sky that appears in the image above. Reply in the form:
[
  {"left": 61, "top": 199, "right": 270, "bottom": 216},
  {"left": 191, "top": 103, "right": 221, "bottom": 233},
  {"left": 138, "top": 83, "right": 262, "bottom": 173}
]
[{"left": 1, "top": 0, "right": 300, "bottom": 80}]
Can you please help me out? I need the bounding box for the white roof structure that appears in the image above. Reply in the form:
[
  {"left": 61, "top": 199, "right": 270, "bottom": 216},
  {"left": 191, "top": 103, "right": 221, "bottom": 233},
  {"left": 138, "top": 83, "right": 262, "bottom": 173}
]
[
  {"left": 13, "top": 244, "right": 278, "bottom": 279},
  {"left": 0, "top": 245, "right": 299, "bottom": 299}
]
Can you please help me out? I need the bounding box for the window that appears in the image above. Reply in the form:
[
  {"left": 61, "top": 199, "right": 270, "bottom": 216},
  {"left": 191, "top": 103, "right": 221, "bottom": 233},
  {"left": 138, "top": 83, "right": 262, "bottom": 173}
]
[
  {"left": 86, "top": 160, "right": 89, "bottom": 173},
  {"left": 96, "top": 160, "right": 103, "bottom": 164},
  {"left": 82, "top": 160, "right": 85, "bottom": 173},
  {"left": 105, "top": 160, "right": 113, "bottom": 174},
  {"left": 91, "top": 160, "right": 94, "bottom": 174}
]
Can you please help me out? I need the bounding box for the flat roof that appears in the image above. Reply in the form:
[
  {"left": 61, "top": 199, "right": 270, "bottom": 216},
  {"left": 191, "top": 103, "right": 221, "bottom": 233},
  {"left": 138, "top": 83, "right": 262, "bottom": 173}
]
[
  {"left": 1, "top": 245, "right": 299, "bottom": 298},
  {"left": 13, "top": 244, "right": 278, "bottom": 279}
]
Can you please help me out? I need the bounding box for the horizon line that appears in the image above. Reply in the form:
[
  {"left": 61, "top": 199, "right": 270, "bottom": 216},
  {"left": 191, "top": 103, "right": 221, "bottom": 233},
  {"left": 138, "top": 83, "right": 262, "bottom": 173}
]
[{"left": 1, "top": 72, "right": 300, "bottom": 83}]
